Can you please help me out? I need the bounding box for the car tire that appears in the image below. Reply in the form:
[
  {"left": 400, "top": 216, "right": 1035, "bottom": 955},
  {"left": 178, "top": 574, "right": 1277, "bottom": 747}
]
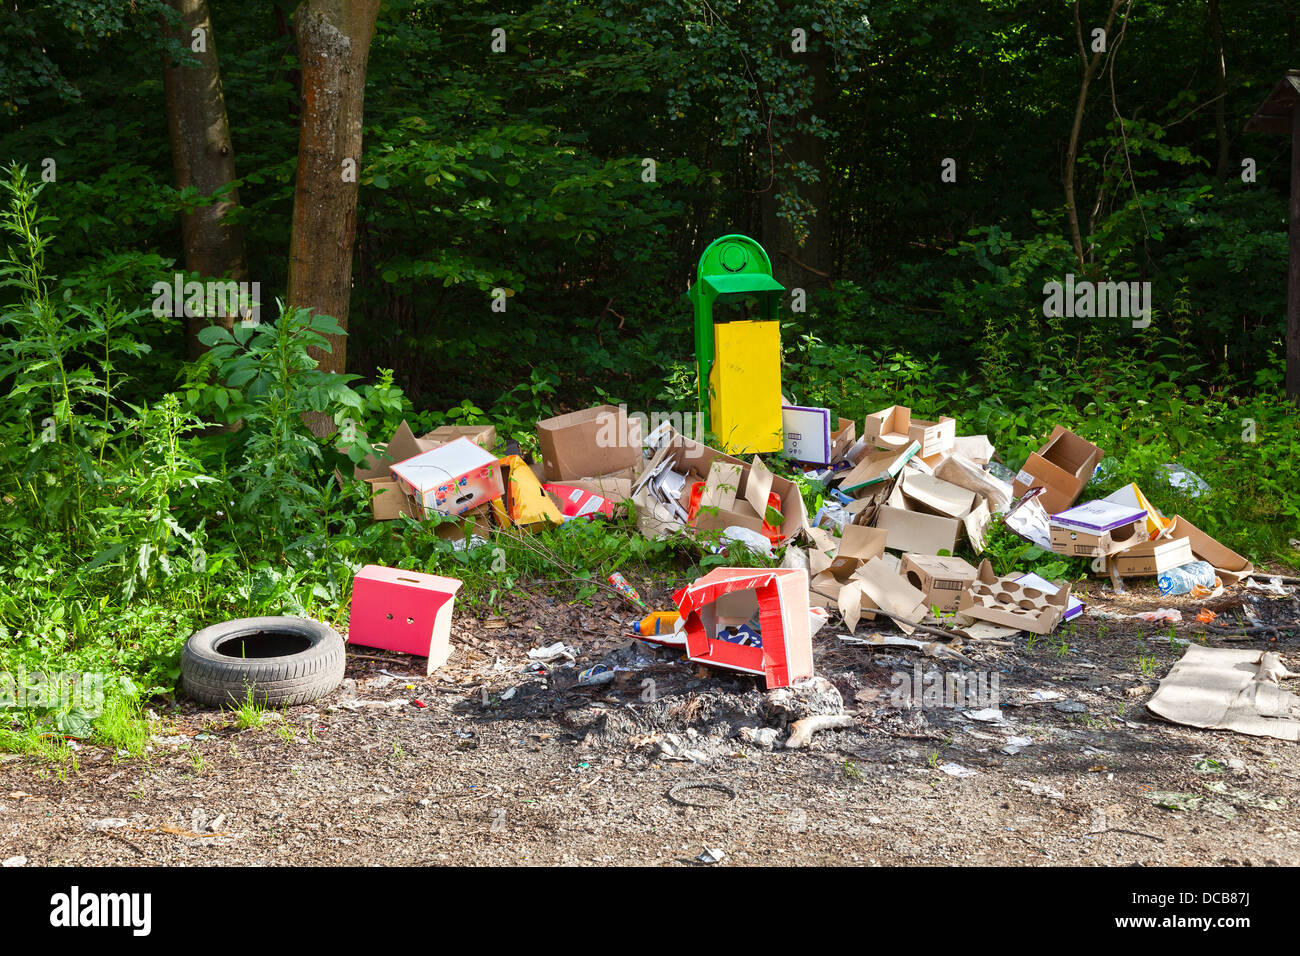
[{"left": 181, "top": 616, "right": 346, "bottom": 707}]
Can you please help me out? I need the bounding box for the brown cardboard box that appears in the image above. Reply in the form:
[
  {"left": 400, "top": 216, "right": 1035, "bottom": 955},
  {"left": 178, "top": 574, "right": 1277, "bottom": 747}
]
[
  {"left": 1109, "top": 536, "right": 1195, "bottom": 575},
  {"left": 908, "top": 416, "right": 956, "bottom": 458},
  {"left": 874, "top": 505, "right": 962, "bottom": 555},
  {"left": 830, "top": 417, "right": 857, "bottom": 461},
  {"left": 421, "top": 423, "right": 497, "bottom": 451},
  {"left": 1049, "top": 517, "right": 1145, "bottom": 557},
  {"left": 1011, "top": 426, "right": 1103, "bottom": 516},
  {"left": 367, "top": 477, "right": 420, "bottom": 521},
  {"left": 863, "top": 405, "right": 913, "bottom": 450},
  {"left": 433, "top": 504, "right": 494, "bottom": 542},
  {"left": 900, "top": 554, "right": 979, "bottom": 611},
  {"left": 537, "top": 405, "right": 642, "bottom": 482}
]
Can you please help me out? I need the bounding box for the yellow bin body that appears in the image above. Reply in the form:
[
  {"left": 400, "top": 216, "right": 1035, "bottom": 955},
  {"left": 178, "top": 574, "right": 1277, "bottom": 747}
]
[{"left": 709, "top": 319, "right": 783, "bottom": 454}]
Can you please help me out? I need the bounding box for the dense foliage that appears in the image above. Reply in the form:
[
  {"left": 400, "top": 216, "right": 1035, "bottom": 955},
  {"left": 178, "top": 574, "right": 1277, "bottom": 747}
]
[{"left": 0, "top": 1, "right": 1296, "bottom": 752}]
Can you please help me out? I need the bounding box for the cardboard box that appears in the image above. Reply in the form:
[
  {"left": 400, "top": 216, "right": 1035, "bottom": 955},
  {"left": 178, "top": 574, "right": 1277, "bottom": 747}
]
[
  {"left": 1049, "top": 499, "right": 1147, "bottom": 557},
  {"left": 863, "top": 405, "right": 914, "bottom": 451},
  {"left": 875, "top": 505, "right": 962, "bottom": 555},
  {"left": 433, "top": 504, "right": 493, "bottom": 541},
  {"left": 348, "top": 565, "right": 462, "bottom": 675},
  {"left": 544, "top": 483, "right": 615, "bottom": 521},
  {"left": 1014, "top": 572, "right": 1084, "bottom": 621},
  {"left": 957, "top": 560, "right": 1071, "bottom": 634},
  {"left": 674, "top": 567, "right": 812, "bottom": 689},
  {"left": 782, "top": 405, "right": 834, "bottom": 465},
  {"left": 900, "top": 554, "right": 979, "bottom": 611},
  {"left": 1011, "top": 426, "right": 1103, "bottom": 516},
  {"left": 830, "top": 418, "right": 856, "bottom": 461},
  {"left": 420, "top": 423, "right": 497, "bottom": 451},
  {"left": 537, "top": 405, "right": 642, "bottom": 482},
  {"left": 1048, "top": 521, "right": 1145, "bottom": 557},
  {"left": 390, "top": 437, "right": 505, "bottom": 517},
  {"left": 367, "top": 477, "right": 420, "bottom": 521},
  {"left": 351, "top": 421, "right": 437, "bottom": 521},
  {"left": 907, "top": 416, "right": 956, "bottom": 458},
  {"left": 863, "top": 405, "right": 954, "bottom": 457},
  {"left": 1109, "top": 536, "right": 1195, "bottom": 575}
]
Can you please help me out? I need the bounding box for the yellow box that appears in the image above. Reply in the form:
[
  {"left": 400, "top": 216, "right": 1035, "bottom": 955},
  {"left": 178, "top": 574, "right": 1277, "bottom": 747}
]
[{"left": 709, "top": 320, "right": 783, "bottom": 454}]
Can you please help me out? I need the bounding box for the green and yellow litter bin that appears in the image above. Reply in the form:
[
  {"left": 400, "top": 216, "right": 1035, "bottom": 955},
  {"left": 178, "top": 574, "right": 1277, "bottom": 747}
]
[{"left": 689, "top": 234, "right": 785, "bottom": 454}]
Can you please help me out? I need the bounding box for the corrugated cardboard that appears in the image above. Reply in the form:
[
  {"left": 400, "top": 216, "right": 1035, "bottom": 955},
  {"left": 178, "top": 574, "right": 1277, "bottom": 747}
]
[
  {"left": 830, "top": 418, "right": 856, "bottom": 461},
  {"left": 1147, "top": 645, "right": 1300, "bottom": 741},
  {"left": 900, "top": 554, "right": 979, "bottom": 611},
  {"left": 700, "top": 461, "right": 743, "bottom": 511},
  {"left": 907, "top": 416, "right": 956, "bottom": 458},
  {"left": 952, "top": 435, "right": 995, "bottom": 465},
  {"left": 838, "top": 556, "right": 929, "bottom": 634},
  {"left": 1109, "top": 535, "right": 1194, "bottom": 575},
  {"left": 351, "top": 420, "right": 437, "bottom": 521},
  {"left": 1103, "top": 482, "right": 1170, "bottom": 538},
  {"left": 537, "top": 405, "right": 642, "bottom": 482},
  {"left": 1011, "top": 426, "right": 1103, "bottom": 517},
  {"left": 900, "top": 472, "right": 976, "bottom": 518},
  {"left": 863, "top": 405, "right": 914, "bottom": 450},
  {"left": 826, "top": 524, "right": 889, "bottom": 579},
  {"left": 420, "top": 423, "right": 497, "bottom": 451},
  {"left": 875, "top": 505, "right": 962, "bottom": 555},
  {"left": 934, "top": 453, "right": 1013, "bottom": 513}
]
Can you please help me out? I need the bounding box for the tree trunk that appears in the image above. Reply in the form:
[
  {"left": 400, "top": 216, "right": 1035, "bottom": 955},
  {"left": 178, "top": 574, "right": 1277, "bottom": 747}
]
[
  {"left": 1209, "top": 0, "right": 1230, "bottom": 183},
  {"left": 1287, "top": 106, "right": 1300, "bottom": 403},
  {"left": 162, "top": 0, "right": 248, "bottom": 359},
  {"left": 286, "top": 0, "right": 381, "bottom": 418},
  {"left": 760, "top": 13, "right": 832, "bottom": 292},
  {"left": 1064, "top": 0, "right": 1124, "bottom": 270}
]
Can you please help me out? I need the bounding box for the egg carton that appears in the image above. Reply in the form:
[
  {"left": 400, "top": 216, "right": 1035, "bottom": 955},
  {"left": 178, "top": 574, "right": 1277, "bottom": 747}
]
[{"left": 957, "top": 560, "right": 1071, "bottom": 634}]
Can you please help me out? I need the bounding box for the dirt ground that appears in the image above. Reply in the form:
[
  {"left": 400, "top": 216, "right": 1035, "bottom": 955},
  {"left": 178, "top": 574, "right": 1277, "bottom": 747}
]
[{"left": 2, "top": 571, "right": 1298, "bottom": 867}]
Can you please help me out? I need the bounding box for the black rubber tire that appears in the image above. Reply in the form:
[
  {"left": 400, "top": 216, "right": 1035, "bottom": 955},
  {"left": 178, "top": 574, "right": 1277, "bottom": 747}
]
[{"left": 181, "top": 616, "right": 345, "bottom": 707}]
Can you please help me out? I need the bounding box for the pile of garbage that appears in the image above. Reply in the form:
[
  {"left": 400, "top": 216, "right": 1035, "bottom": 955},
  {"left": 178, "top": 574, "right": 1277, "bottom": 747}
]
[{"left": 336, "top": 402, "right": 1265, "bottom": 696}]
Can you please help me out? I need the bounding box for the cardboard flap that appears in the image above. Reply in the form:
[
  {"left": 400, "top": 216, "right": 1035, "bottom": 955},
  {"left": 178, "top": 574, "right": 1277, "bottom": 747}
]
[
  {"left": 827, "top": 524, "right": 888, "bottom": 579},
  {"left": 841, "top": 441, "right": 920, "bottom": 493},
  {"left": 701, "top": 461, "right": 743, "bottom": 511},
  {"left": 386, "top": 420, "right": 426, "bottom": 466},
  {"left": 851, "top": 556, "right": 928, "bottom": 634},
  {"left": 1163, "top": 515, "right": 1255, "bottom": 584},
  {"left": 745, "top": 456, "right": 775, "bottom": 518},
  {"left": 934, "top": 453, "right": 1013, "bottom": 513},
  {"left": 901, "top": 472, "right": 977, "bottom": 518}
]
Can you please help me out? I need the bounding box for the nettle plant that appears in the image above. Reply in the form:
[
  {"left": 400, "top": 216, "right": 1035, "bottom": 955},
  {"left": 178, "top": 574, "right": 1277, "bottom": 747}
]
[{"left": 186, "top": 304, "right": 376, "bottom": 545}]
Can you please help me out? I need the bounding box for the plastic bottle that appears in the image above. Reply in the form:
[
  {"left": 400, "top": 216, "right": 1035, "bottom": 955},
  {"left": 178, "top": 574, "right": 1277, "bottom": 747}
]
[
  {"left": 1157, "top": 561, "right": 1218, "bottom": 596},
  {"left": 631, "top": 611, "right": 681, "bottom": 637}
]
